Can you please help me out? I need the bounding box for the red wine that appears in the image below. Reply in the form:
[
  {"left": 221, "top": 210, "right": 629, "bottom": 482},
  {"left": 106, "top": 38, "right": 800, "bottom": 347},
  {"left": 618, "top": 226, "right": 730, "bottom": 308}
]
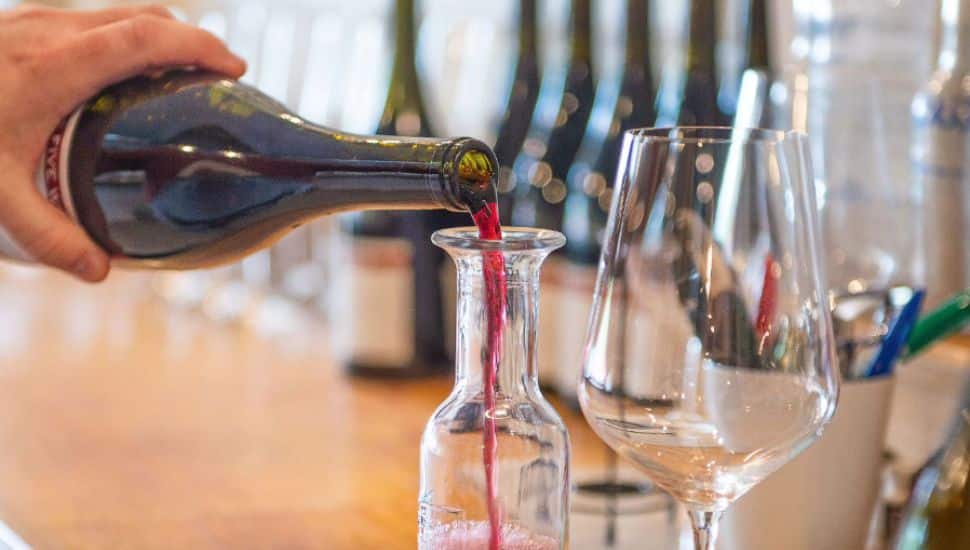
[
  {"left": 471, "top": 200, "right": 506, "bottom": 550},
  {"left": 755, "top": 254, "right": 778, "bottom": 339},
  {"left": 5, "top": 70, "right": 496, "bottom": 269},
  {"left": 448, "top": 150, "right": 508, "bottom": 549},
  {"left": 424, "top": 521, "right": 557, "bottom": 549}
]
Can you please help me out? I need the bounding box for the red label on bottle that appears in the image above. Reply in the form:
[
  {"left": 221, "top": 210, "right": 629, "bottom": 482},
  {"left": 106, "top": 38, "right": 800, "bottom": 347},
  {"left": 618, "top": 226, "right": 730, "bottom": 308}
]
[{"left": 43, "top": 117, "right": 68, "bottom": 213}]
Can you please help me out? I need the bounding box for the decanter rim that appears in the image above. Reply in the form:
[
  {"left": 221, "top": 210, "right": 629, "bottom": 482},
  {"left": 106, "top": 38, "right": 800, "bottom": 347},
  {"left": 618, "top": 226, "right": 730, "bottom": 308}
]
[{"left": 432, "top": 227, "right": 565, "bottom": 252}]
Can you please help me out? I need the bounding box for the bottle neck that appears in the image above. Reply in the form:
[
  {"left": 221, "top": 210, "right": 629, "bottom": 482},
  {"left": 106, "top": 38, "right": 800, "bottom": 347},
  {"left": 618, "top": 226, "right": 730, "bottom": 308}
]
[
  {"left": 570, "top": 0, "right": 593, "bottom": 66},
  {"left": 381, "top": 0, "right": 430, "bottom": 136},
  {"left": 299, "top": 131, "right": 489, "bottom": 213},
  {"left": 519, "top": 0, "right": 538, "bottom": 57},
  {"left": 937, "top": 0, "right": 970, "bottom": 72},
  {"left": 686, "top": 0, "right": 717, "bottom": 77},
  {"left": 744, "top": 0, "right": 771, "bottom": 72},
  {"left": 936, "top": 408, "right": 970, "bottom": 496},
  {"left": 624, "top": 0, "right": 650, "bottom": 72},
  {"left": 453, "top": 254, "right": 544, "bottom": 399},
  {"left": 393, "top": 0, "right": 419, "bottom": 75}
]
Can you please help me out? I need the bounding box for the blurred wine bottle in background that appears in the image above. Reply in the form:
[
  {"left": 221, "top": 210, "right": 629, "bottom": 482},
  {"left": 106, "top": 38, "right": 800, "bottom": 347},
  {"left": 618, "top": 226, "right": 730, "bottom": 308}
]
[
  {"left": 723, "top": 0, "right": 778, "bottom": 272},
  {"left": 893, "top": 383, "right": 970, "bottom": 550},
  {"left": 742, "top": 0, "right": 773, "bottom": 77},
  {"left": 912, "top": 0, "right": 970, "bottom": 310},
  {"left": 655, "top": 0, "right": 761, "bottom": 364},
  {"left": 336, "top": 0, "right": 449, "bottom": 378},
  {"left": 494, "top": 0, "right": 542, "bottom": 225},
  {"left": 740, "top": 0, "right": 775, "bottom": 128},
  {"left": 509, "top": 0, "right": 596, "bottom": 389},
  {"left": 556, "top": 0, "right": 656, "bottom": 405},
  {"left": 655, "top": 0, "right": 726, "bottom": 126},
  {"left": 376, "top": 0, "right": 436, "bottom": 137},
  {"left": 713, "top": 0, "right": 737, "bottom": 126},
  {"left": 511, "top": 0, "right": 596, "bottom": 231}
]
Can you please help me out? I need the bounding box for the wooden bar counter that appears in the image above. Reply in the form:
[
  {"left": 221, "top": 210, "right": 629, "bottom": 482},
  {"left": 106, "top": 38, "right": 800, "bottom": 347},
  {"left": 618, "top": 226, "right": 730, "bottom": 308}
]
[{"left": 0, "top": 268, "right": 608, "bottom": 549}]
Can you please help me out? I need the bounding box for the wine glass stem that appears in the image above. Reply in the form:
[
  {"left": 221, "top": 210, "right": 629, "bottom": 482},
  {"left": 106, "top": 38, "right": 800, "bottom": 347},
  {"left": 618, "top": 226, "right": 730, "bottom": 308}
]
[{"left": 687, "top": 509, "right": 723, "bottom": 550}]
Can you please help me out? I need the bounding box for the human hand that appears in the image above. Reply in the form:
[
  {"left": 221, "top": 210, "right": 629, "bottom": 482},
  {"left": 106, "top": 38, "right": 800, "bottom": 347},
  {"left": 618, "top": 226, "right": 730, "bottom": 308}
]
[{"left": 0, "top": 4, "right": 246, "bottom": 282}]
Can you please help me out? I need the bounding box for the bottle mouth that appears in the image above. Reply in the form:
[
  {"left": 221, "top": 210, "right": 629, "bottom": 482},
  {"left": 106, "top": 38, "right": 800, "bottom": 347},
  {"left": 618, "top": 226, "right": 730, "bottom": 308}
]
[
  {"left": 439, "top": 137, "right": 499, "bottom": 213},
  {"left": 432, "top": 227, "right": 566, "bottom": 252}
]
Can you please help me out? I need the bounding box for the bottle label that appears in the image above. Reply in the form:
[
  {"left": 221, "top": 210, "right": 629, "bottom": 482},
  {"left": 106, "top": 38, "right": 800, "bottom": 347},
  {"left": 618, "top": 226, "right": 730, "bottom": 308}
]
[
  {"left": 331, "top": 235, "right": 415, "bottom": 369},
  {"left": 537, "top": 255, "right": 564, "bottom": 387},
  {"left": 555, "top": 261, "right": 597, "bottom": 401},
  {"left": 39, "top": 109, "right": 82, "bottom": 222},
  {"left": 912, "top": 91, "right": 970, "bottom": 306},
  {"left": 0, "top": 109, "right": 82, "bottom": 261}
]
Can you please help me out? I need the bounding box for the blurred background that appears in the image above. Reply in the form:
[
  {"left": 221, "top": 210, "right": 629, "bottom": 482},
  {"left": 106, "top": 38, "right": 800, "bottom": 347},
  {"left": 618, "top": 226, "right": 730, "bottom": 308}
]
[{"left": 0, "top": 0, "right": 967, "bottom": 548}]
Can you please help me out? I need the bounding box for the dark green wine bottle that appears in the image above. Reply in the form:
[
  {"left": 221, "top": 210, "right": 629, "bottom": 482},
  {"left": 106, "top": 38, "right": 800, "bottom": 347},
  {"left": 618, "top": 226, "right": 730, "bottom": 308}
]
[
  {"left": 376, "top": 0, "right": 435, "bottom": 138},
  {"left": 341, "top": 0, "right": 448, "bottom": 378},
  {"left": 893, "top": 383, "right": 970, "bottom": 549},
  {"left": 743, "top": 0, "right": 772, "bottom": 76},
  {"left": 507, "top": 0, "right": 596, "bottom": 389},
  {"left": 656, "top": 0, "right": 725, "bottom": 126},
  {"left": 510, "top": 0, "right": 596, "bottom": 231},
  {"left": 564, "top": 0, "right": 655, "bottom": 266},
  {"left": 6, "top": 70, "right": 495, "bottom": 269},
  {"left": 494, "top": 0, "right": 541, "bottom": 223},
  {"left": 557, "top": 0, "right": 657, "bottom": 403},
  {"left": 740, "top": 0, "right": 775, "bottom": 128}
]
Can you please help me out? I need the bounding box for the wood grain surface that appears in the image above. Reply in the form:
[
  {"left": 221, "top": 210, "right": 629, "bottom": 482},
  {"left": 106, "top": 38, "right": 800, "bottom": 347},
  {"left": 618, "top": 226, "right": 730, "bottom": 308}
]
[{"left": 0, "top": 268, "right": 611, "bottom": 549}]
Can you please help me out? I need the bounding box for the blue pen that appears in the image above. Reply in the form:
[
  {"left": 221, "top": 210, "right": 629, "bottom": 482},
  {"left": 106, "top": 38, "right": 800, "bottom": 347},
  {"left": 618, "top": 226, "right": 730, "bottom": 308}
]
[{"left": 865, "top": 290, "right": 926, "bottom": 378}]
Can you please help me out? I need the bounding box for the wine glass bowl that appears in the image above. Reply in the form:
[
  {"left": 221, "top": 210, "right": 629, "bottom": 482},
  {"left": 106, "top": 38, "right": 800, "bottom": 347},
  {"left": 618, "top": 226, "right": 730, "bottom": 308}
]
[{"left": 577, "top": 127, "right": 838, "bottom": 547}]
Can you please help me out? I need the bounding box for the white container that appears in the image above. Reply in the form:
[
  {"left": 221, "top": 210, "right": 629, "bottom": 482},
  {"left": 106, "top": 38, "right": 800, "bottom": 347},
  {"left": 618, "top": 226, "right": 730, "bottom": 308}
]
[
  {"left": 569, "top": 475, "right": 678, "bottom": 550},
  {"left": 719, "top": 375, "right": 895, "bottom": 550}
]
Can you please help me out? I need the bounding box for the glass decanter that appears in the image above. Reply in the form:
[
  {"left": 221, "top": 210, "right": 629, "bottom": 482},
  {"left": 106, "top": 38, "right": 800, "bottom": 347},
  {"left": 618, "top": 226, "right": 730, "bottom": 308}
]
[{"left": 419, "top": 227, "right": 570, "bottom": 550}]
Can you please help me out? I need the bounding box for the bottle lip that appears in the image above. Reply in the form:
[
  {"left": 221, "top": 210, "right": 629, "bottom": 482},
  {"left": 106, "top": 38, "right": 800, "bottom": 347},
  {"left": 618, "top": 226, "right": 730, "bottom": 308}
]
[
  {"left": 432, "top": 226, "right": 565, "bottom": 252},
  {"left": 436, "top": 137, "right": 499, "bottom": 213}
]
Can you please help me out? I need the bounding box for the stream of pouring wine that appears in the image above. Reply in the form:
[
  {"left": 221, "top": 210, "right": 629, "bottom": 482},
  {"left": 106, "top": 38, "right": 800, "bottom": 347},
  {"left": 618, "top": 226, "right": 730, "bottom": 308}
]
[{"left": 471, "top": 201, "right": 505, "bottom": 550}]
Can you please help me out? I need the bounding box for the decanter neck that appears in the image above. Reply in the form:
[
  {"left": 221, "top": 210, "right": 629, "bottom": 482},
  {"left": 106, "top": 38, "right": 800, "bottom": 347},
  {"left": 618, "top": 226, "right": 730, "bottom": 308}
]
[{"left": 452, "top": 253, "right": 544, "bottom": 399}]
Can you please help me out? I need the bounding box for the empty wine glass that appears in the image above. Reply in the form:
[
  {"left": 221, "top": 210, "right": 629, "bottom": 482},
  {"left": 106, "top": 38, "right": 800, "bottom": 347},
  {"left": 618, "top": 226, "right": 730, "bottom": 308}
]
[{"left": 577, "top": 127, "right": 839, "bottom": 549}]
